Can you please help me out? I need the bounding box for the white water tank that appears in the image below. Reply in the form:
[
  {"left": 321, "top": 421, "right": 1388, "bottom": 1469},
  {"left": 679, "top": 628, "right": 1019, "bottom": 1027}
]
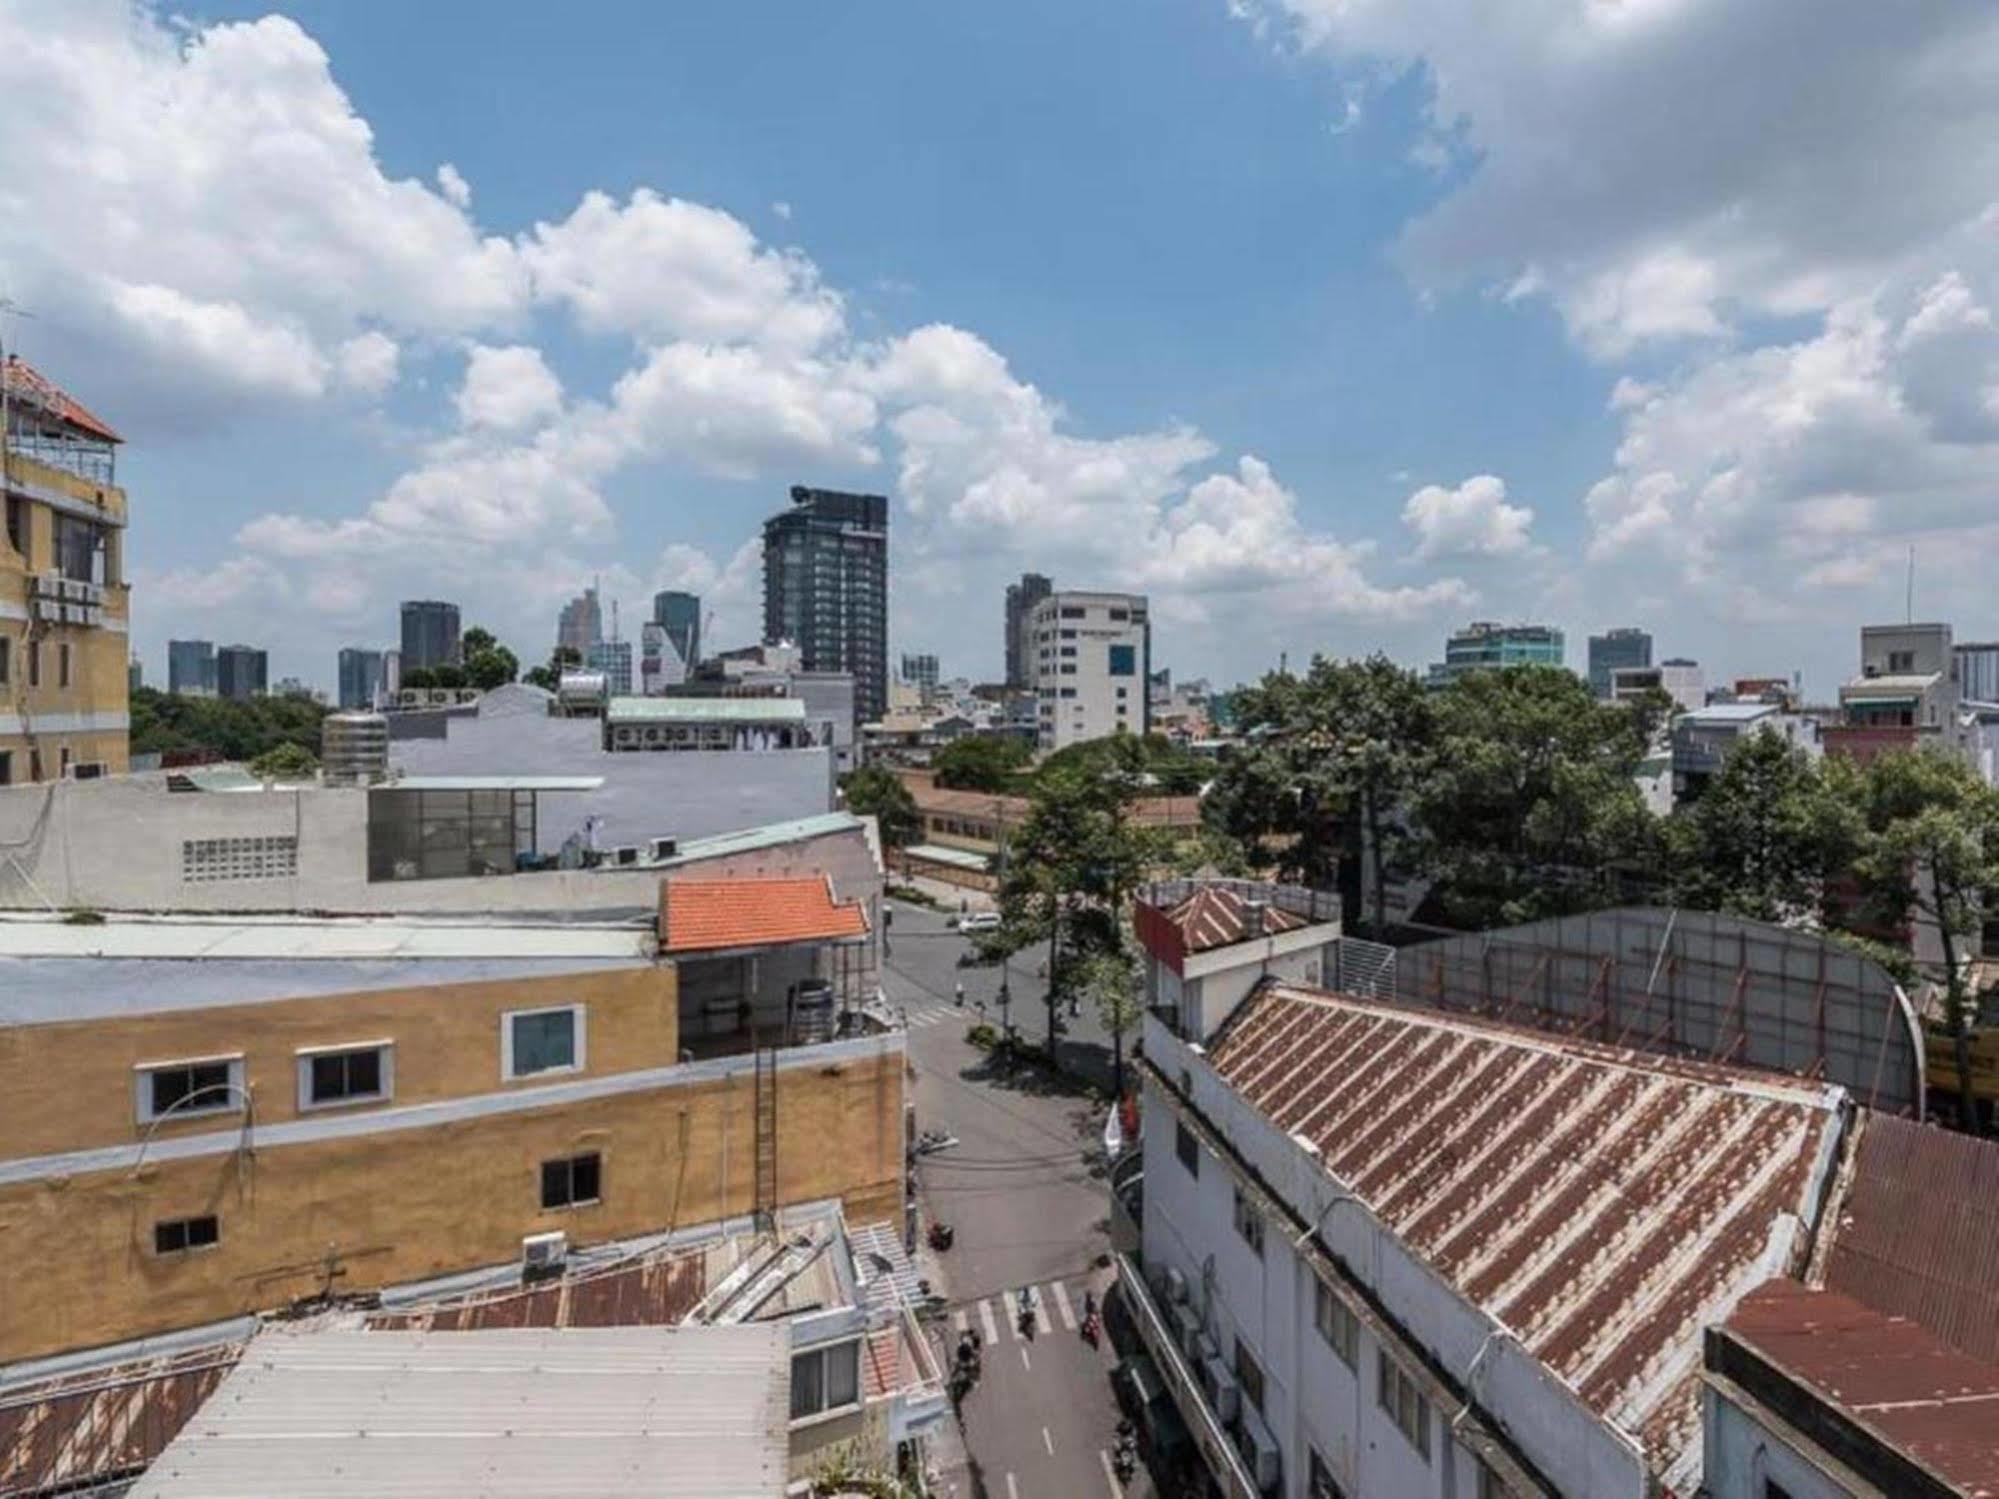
[{"left": 321, "top": 712, "right": 389, "bottom": 784}]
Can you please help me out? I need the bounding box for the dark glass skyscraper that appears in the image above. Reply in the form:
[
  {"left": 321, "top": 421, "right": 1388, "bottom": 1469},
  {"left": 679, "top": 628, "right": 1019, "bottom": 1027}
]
[
  {"left": 399, "top": 600, "right": 461, "bottom": 671},
  {"left": 1587, "top": 627, "right": 1652, "bottom": 699},
  {"left": 215, "top": 644, "right": 267, "bottom": 702},
  {"left": 762, "top": 486, "right": 887, "bottom": 724},
  {"left": 167, "top": 638, "right": 216, "bottom": 695},
  {"left": 652, "top": 590, "right": 702, "bottom": 673},
  {"left": 337, "top": 647, "right": 385, "bottom": 710},
  {"left": 1004, "top": 572, "right": 1051, "bottom": 689}
]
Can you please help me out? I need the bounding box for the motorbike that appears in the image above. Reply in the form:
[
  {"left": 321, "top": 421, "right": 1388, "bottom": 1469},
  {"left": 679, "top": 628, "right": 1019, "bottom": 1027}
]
[
  {"left": 1016, "top": 1289, "right": 1037, "bottom": 1341},
  {"left": 927, "top": 1221, "right": 955, "bottom": 1252},
  {"left": 1112, "top": 1418, "right": 1138, "bottom": 1481}
]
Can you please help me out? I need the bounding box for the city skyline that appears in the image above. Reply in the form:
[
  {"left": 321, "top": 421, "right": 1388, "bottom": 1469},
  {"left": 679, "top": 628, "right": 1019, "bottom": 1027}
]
[{"left": 11, "top": 5, "right": 1994, "bottom": 697}]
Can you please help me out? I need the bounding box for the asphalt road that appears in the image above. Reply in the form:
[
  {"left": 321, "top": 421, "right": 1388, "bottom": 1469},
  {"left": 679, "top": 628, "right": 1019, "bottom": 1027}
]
[{"left": 890, "top": 899, "right": 1148, "bottom": 1499}]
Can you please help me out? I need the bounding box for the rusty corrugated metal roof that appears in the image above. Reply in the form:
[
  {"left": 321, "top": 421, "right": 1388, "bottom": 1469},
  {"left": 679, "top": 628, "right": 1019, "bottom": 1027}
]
[
  {"left": 367, "top": 1247, "right": 707, "bottom": 1332},
  {"left": 1725, "top": 1278, "right": 1999, "bottom": 1497},
  {"left": 1824, "top": 1112, "right": 1999, "bottom": 1367},
  {"left": 1204, "top": 983, "right": 1842, "bottom": 1486},
  {"left": 1165, "top": 886, "right": 1307, "bottom": 952},
  {"left": 0, "top": 1342, "right": 241, "bottom": 1496}
]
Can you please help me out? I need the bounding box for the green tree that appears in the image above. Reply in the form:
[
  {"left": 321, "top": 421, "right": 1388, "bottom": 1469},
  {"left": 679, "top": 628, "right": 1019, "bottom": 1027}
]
[
  {"left": 401, "top": 666, "right": 437, "bottom": 690},
  {"left": 524, "top": 644, "right": 583, "bottom": 693},
  {"left": 130, "top": 687, "right": 329, "bottom": 764},
  {"left": 1852, "top": 749, "right": 1999, "bottom": 1127},
  {"left": 1075, "top": 946, "right": 1143, "bottom": 1098},
  {"left": 249, "top": 741, "right": 319, "bottom": 781},
  {"left": 841, "top": 766, "right": 921, "bottom": 849},
  {"left": 932, "top": 733, "right": 1032, "bottom": 792},
  {"left": 1413, "top": 664, "right": 1654, "bottom": 927},
  {"left": 1665, "top": 729, "right": 1862, "bottom": 924}
]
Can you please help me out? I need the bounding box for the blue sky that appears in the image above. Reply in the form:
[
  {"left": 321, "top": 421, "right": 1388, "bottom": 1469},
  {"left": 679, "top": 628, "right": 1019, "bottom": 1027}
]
[{"left": 5, "top": 2, "right": 1998, "bottom": 695}]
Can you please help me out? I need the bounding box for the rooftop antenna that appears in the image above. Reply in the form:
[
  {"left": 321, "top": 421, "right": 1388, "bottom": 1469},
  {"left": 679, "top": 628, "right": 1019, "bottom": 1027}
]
[
  {"left": 0, "top": 296, "right": 37, "bottom": 493},
  {"left": 1906, "top": 544, "right": 1916, "bottom": 625}
]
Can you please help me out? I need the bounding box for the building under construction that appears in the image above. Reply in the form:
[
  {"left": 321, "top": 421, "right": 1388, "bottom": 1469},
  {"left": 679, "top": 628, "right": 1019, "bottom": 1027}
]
[{"left": 1, "top": 354, "right": 130, "bottom": 784}]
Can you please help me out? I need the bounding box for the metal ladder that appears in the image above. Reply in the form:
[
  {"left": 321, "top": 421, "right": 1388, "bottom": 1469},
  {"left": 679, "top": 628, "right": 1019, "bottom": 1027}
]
[{"left": 753, "top": 1040, "right": 778, "bottom": 1236}]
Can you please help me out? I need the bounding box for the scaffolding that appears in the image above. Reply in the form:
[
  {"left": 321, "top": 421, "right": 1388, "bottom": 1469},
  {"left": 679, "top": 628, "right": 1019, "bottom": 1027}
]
[{"left": 1395, "top": 906, "right": 1926, "bottom": 1116}]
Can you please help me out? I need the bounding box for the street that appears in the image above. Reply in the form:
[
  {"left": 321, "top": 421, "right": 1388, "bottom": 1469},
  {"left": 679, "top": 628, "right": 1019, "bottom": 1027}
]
[{"left": 887, "top": 898, "right": 1148, "bottom": 1499}]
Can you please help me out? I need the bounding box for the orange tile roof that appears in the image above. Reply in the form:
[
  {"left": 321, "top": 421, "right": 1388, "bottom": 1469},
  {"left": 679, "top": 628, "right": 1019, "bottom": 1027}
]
[
  {"left": 2, "top": 355, "right": 121, "bottom": 443},
  {"left": 660, "top": 875, "right": 869, "bottom": 954}
]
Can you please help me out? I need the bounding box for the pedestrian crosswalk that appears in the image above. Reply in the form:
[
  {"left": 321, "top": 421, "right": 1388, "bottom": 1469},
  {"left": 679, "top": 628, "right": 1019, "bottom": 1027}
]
[
  {"left": 952, "top": 1278, "right": 1097, "bottom": 1345},
  {"left": 904, "top": 1006, "right": 956, "bottom": 1028}
]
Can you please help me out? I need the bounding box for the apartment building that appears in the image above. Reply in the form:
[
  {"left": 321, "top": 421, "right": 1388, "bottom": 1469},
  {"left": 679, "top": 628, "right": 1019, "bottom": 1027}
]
[
  {"left": 762, "top": 486, "right": 888, "bottom": 726},
  {"left": 1427, "top": 621, "right": 1564, "bottom": 686},
  {"left": 399, "top": 599, "right": 461, "bottom": 670},
  {"left": 0, "top": 356, "right": 130, "bottom": 784},
  {"left": 0, "top": 882, "right": 901, "bottom": 1364},
  {"left": 1610, "top": 656, "right": 1703, "bottom": 712},
  {"left": 1833, "top": 621, "right": 1963, "bottom": 763},
  {"left": 1586, "top": 626, "right": 1651, "bottom": 699},
  {"left": 1124, "top": 979, "right": 1847, "bottom": 1498},
  {"left": 1004, "top": 571, "right": 1052, "bottom": 690},
  {"left": 1030, "top": 588, "right": 1150, "bottom": 750},
  {"left": 167, "top": 638, "right": 215, "bottom": 696}
]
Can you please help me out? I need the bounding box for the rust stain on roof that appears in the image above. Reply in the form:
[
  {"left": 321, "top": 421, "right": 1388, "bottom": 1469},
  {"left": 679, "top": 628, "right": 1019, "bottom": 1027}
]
[
  {"left": 368, "top": 1248, "right": 707, "bottom": 1332},
  {"left": 1726, "top": 1278, "right": 1999, "bottom": 1497},
  {"left": 1164, "top": 885, "right": 1308, "bottom": 953},
  {"left": 1203, "top": 982, "right": 1841, "bottom": 1486}
]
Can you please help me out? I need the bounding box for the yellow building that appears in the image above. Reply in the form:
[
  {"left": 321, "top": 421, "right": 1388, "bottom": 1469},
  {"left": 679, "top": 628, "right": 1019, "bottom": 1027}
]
[
  {"left": 1, "top": 355, "right": 130, "bottom": 784},
  {"left": 0, "top": 889, "right": 901, "bottom": 1363}
]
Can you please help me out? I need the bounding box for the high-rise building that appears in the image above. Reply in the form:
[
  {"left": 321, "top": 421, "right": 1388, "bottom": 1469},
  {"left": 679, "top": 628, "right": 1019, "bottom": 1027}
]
[
  {"left": 0, "top": 356, "right": 132, "bottom": 783},
  {"left": 587, "top": 638, "right": 634, "bottom": 696},
  {"left": 169, "top": 639, "right": 216, "bottom": 696},
  {"left": 1004, "top": 572, "right": 1052, "bottom": 690},
  {"left": 337, "top": 647, "right": 386, "bottom": 710},
  {"left": 762, "top": 486, "right": 888, "bottom": 725},
  {"left": 215, "top": 644, "right": 268, "bottom": 702},
  {"left": 382, "top": 649, "right": 401, "bottom": 697},
  {"left": 1030, "top": 590, "right": 1149, "bottom": 750},
  {"left": 1955, "top": 640, "right": 1999, "bottom": 704},
  {"left": 652, "top": 590, "right": 701, "bottom": 675},
  {"left": 1428, "top": 621, "right": 1565, "bottom": 687},
  {"left": 399, "top": 600, "right": 461, "bottom": 671},
  {"left": 557, "top": 586, "right": 602, "bottom": 661},
  {"left": 900, "top": 652, "right": 939, "bottom": 704},
  {"left": 128, "top": 656, "right": 141, "bottom": 695},
  {"left": 1587, "top": 627, "right": 1653, "bottom": 699}
]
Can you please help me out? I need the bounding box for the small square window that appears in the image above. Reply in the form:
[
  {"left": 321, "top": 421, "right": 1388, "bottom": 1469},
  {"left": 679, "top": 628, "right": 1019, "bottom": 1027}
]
[
  {"left": 790, "top": 1340, "right": 861, "bottom": 1420},
  {"left": 140, "top": 1058, "right": 240, "bottom": 1123},
  {"left": 506, "top": 1006, "right": 583, "bottom": 1078},
  {"left": 1234, "top": 1337, "right": 1266, "bottom": 1414},
  {"left": 1232, "top": 1188, "right": 1264, "bottom": 1257},
  {"left": 1315, "top": 1278, "right": 1358, "bottom": 1368},
  {"left": 299, "top": 1044, "right": 392, "bottom": 1110},
  {"left": 540, "top": 1151, "right": 602, "bottom": 1209},
  {"left": 154, "top": 1214, "right": 219, "bottom": 1255},
  {"left": 1175, "top": 1121, "right": 1199, "bottom": 1176}
]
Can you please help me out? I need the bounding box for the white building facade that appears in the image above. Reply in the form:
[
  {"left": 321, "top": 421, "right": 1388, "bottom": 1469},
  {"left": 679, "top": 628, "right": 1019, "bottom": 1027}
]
[{"left": 1030, "top": 589, "right": 1149, "bottom": 750}]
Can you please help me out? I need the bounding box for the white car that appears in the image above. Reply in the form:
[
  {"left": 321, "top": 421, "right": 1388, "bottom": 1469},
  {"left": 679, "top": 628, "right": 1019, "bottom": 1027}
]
[{"left": 957, "top": 911, "right": 1001, "bottom": 933}]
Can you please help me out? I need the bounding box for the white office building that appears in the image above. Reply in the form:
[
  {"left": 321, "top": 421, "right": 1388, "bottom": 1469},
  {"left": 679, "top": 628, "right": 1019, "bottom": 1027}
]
[{"left": 1031, "top": 589, "right": 1149, "bottom": 750}]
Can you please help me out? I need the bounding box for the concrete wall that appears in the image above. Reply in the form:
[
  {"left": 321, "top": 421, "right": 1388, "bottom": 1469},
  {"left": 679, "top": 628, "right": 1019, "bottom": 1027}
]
[
  {"left": 1701, "top": 1383, "right": 1856, "bottom": 1499},
  {"left": 0, "top": 1034, "right": 906, "bottom": 1361},
  {"left": 1181, "top": 935, "right": 1337, "bottom": 1042},
  {"left": 389, "top": 690, "right": 832, "bottom": 855},
  {"left": 0, "top": 777, "right": 882, "bottom": 919},
  {"left": 0, "top": 966, "right": 674, "bottom": 1158}
]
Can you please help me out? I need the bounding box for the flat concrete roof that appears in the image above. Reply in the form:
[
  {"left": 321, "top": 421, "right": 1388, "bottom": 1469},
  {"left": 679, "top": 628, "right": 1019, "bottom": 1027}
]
[
  {"left": 607, "top": 696, "right": 808, "bottom": 723},
  {"left": 384, "top": 774, "right": 605, "bottom": 792},
  {"left": 646, "top": 810, "right": 866, "bottom": 867},
  {"left": 127, "top": 1326, "right": 789, "bottom": 1498},
  {"left": 0, "top": 915, "right": 654, "bottom": 1025}
]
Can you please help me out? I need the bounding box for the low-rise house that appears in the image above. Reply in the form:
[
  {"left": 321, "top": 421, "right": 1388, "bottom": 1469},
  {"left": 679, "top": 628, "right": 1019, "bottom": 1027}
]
[
  {"left": 1671, "top": 701, "right": 1823, "bottom": 803},
  {"left": 1134, "top": 879, "right": 1343, "bottom": 1041}
]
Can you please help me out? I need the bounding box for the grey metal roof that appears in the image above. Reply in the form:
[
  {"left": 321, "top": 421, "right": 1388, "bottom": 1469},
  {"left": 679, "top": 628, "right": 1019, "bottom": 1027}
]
[
  {"left": 1680, "top": 703, "right": 1779, "bottom": 723},
  {"left": 127, "top": 1326, "right": 789, "bottom": 1498},
  {"left": 607, "top": 696, "right": 808, "bottom": 723},
  {"left": 649, "top": 810, "right": 866, "bottom": 867}
]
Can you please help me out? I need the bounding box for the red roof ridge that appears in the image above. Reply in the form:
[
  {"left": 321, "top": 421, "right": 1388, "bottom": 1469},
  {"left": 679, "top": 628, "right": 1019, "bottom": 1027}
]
[{"left": 2, "top": 354, "right": 122, "bottom": 444}]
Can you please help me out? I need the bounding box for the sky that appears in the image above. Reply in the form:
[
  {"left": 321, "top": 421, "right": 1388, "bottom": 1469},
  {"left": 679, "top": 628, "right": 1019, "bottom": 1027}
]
[{"left": 4, "top": 1, "right": 1998, "bottom": 697}]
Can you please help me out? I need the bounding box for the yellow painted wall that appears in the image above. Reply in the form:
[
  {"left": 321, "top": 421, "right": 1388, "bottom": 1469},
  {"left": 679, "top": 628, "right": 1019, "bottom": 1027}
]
[
  {"left": 0, "top": 966, "right": 679, "bottom": 1159},
  {"left": 0, "top": 1042, "right": 904, "bottom": 1360},
  {"left": 2, "top": 448, "right": 131, "bottom": 780}
]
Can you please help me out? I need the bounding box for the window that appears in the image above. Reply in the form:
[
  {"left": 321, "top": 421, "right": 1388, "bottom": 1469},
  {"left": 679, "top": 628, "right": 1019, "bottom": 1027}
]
[
  {"left": 1175, "top": 1121, "right": 1200, "bottom": 1176},
  {"left": 1478, "top": 1460, "right": 1512, "bottom": 1499},
  {"left": 57, "top": 641, "right": 71, "bottom": 688},
  {"left": 790, "top": 1339, "right": 862, "bottom": 1419},
  {"left": 1377, "top": 1348, "right": 1431, "bottom": 1461},
  {"left": 298, "top": 1043, "right": 392, "bottom": 1110},
  {"left": 1308, "top": 1448, "right": 1347, "bottom": 1499},
  {"left": 0, "top": 751, "right": 10, "bottom": 787},
  {"left": 1763, "top": 1483, "right": 1794, "bottom": 1499},
  {"left": 137, "top": 1057, "right": 241, "bottom": 1123},
  {"left": 1234, "top": 1338, "right": 1266, "bottom": 1415},
  {"left": 1315, "top": 1279, "right": 1358, "bottom": 1367},
  {"left": 1059, "top": 606, "right": 1086, "bottom": 619},
  {"left": 1888, "top": 649, "right": 1915, "bottom": 673},
  {"left": 1059, "top": 664, "right": 1076, "bottom": 675},
  {"left": 540, "top": 1152, "right": 602, "bottom": 1209},
  {"left": 1109, "top": 608, "right": 1129, "bottom": 621},
  {"left": 1109, "top": 644, "right": 1137, "bottom": 677},
  {"left": 153, "top": 1214, "right": 219, "bottom": 1255},
  {"left": 0, "top": 635, "right": 9, "bottom": 684},
  {"left": 1232, "top": 1187, "right": 1264, "bottom": 1257},
  {"left": 26, "top": 639, "right": 38, "bottom": 689},
  {"left": 505, "top": 1005, "right": 584, "bottom": 1078}
]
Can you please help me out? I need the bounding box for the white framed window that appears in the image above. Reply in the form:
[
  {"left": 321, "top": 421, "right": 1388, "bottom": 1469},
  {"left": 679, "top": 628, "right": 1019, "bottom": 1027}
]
[
  {"left": 790, "top": 1339, "right": 862, "bottom": 1421},
  {"left": 1314, "top": 1278, "right": 1359, "bottom": 1368},
  {"left": 296, "top": 1041, "right": 394, "bottom": 1111},
  {"left": 503, "top": 1004, "right": 585, "bottom": 1080},
  {"left": 1377, "top": 1347, "right": 1431, "bottom": 1462},
  {"left": 134, "top": 1055, "right": 244, "bottom": 1125}
]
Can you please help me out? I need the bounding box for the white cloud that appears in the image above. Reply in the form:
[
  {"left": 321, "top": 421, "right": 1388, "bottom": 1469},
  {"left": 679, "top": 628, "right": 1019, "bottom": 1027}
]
[
  {"left": 606, "top": 343, "right": 878, "bottom": 477},
  {"left": 106, "top": 282, "right": 327, "bottom": 399},
  {"left": 455, "top": 344, "right": 563, "bottom": 431},
  {"left": 1401, "top": 474, "right": 1534, "bottom": 559},
  {"left": 522, "top": 189, "right": 844, "bottom": 352},
  {"left": 335, "top": 331, "right": 400, "bottom": 395},
  {"left": 437, "top": 162, "right": 472, "bottom": 209}
]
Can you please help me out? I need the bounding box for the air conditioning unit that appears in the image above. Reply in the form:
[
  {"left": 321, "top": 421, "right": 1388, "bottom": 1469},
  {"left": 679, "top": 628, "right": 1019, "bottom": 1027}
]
[
  {"left": 1235, "top": 1405, "right": 1282, "bottom": 1492},
  {"left": 67, "top": 761, "right": 106, "bottom": 781},
  {"left": 1164, "top": 1265, "right": 1189, "bottom": 1304},
  {"left": 612, "top": 845, "right": 642, "bottom": 867},
  {"left": 649, "top": 836, "right": 677, "bottom": 861},
  {"left": 1198, "top": 1355, "right": 1240, "bottom": 1421},
  {"left": 522, "top": 1230, "right": 567, "bottom": 1279},
  {"left": 1170, "top": 1302, "right": 1202, "bottom": 1355}
]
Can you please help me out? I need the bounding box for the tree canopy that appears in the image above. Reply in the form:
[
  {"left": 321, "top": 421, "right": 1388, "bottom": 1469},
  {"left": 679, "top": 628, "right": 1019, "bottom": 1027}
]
[
  {"left": 131, "top": 687, "right": 328, "bottom": 764},
  {"left": 931, "top": 733, "right": 1032, "bottom": 792},
  {"left": 841, "top": 766, "right": 921, "bottom": 849}
]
